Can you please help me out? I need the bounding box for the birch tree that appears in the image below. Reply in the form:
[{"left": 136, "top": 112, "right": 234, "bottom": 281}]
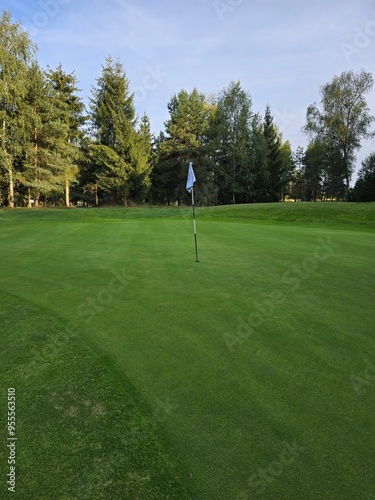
[
  {"left": 0, "top": 10, "right": 35, "bottom": 207},
  {"left": 303, "top": 70, "right": 375, "bottom": 196}
]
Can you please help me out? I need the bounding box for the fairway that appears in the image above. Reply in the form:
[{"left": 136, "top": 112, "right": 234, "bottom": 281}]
[{"left": 1, "top": 204, "right": 375, "bottom": 499}]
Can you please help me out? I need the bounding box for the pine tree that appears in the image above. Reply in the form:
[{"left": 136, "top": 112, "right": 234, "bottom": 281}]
[
  {"left": 151, "top": 132, "right": 175, "bottom": 205},
  {"left": 128, "top": 113, "right": 153, "bottom": 203},
  {"left": 45, "top": 64, "right": 86, "bottom": 206},
  {"left": 90, "top": 57, "right": 136, "bottom": 205},
  {"left": 304, "top": 142, "right": 323, "bottom": 201},
  {"left": 158, "top": 88, "right": 210, "bottom": 204},
  {"left": 22, "top": 63, "right": 85, "bottom": 207},
  {"left": 352, "top": 152, "right": 375, "bottom": 201},
  {"left": 246, "top": 114, "right": 268, "bottom": 203},
  {"left": 263, "top": 105, "right": 284, "bottom": 202},
  {"left": 23, "top": 62, "right": 66, "bottom": 207}
]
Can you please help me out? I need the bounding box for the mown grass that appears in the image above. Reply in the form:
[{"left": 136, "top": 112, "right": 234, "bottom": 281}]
[
  {"left": 0, "top": 203, "right": 374, "bottom": 499},
  {"left": 200, "top": 201, "right": 375, "bottom": 229},
  {"left": 0, "top": 201, "right": 374, "bottom": 230}
]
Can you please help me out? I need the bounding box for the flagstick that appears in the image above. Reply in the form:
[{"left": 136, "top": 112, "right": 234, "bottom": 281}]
[{"left": 191, "top": 187, "right": 199, "bottom": 263}]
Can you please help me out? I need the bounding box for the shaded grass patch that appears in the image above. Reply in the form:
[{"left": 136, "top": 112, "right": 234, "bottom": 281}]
[{"left": 0, "top": 294, "right": 190, "bottom": 499}]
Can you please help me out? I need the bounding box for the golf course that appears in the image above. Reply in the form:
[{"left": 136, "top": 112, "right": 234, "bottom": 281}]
[{"left": 0, "top": 202, "right": 374, "bottom": 499}]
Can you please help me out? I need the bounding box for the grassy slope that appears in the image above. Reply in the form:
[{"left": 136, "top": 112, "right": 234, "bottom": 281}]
[
  {"left": 1, "top": 202, "right": 374, "bottom": 229},
  {"left": 200, "top": 201, "right": 375, "bottom": 229},
  {"left": 0, "top": 203, "right": 374, "bottom": 499}
]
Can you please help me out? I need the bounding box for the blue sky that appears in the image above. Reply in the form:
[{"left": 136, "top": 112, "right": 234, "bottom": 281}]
[{"left": 3, "top": 0, "right": 375, "bottom": 181}]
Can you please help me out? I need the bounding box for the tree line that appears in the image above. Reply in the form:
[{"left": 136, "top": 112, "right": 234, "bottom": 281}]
[{"left": 1, "top": 10, "right": 374, "bottom": 208}]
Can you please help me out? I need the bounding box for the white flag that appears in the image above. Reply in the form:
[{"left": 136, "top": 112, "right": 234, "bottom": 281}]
[{"left": 186, "top": 162, "right": 196, "bottom": 193}]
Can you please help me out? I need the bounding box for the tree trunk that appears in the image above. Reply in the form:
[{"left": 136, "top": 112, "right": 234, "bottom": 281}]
[
  {"left": 343, "top": 149, "right": 351, "bottom": 199},
  {"left": 34, "top": 125, "right": 38, "bottom": 187},
  {"left": 2, "top": 118, "right": 14, "bottom": 208},
  {"left": 8, "top": 162, "right": 14, "bottom": 208},
  {"left": 27, "top": 187, "right": 32, "bottom": 208},
  {"left": 94, "top": 183, "right": 99, "bottom": 206},
  {"left": 65, "top": 178, "right": 70, "bottom": 207}
]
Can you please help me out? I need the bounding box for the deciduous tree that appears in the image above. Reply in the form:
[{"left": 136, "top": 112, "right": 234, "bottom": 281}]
[
  {"left": 0, "top": 10, "right": 36, "bottom": 206},
  {"left": 213, "top": 81, "right": 255, "bottom": 204},
  {"left": 303, "top": 70, "right": 375, "bottom": 197}
]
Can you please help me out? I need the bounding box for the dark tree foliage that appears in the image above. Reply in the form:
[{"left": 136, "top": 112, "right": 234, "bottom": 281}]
[
  {"left": 352, "top": 152, "right": 375, "bottom": 201},
  {"left": 153, "top": 88, "right": 212, "bottom": 205},
  {"left": 263, "top": 105, "right": 285, "bottom": 201}
]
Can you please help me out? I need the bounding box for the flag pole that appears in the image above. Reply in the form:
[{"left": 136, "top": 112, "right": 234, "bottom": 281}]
[
  {"left": 186, "top": 161, "right": 199, "bottom": 263},
  {"left": 191, "top": 186, "right": 199, "bottom": 263}
]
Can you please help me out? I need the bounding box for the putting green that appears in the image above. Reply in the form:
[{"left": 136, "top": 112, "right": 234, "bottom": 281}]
[{"left": 0, "top": 205, "right": 374, "bottom": 499}]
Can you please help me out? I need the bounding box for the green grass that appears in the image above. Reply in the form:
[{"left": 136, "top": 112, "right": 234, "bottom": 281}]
[
  {"left": 199, "top": 201, "right": 375, "bottom": 229},
  {"left": 0, "top": 295, "right": 189, "bottom": 499},
  {"left": 0, "top": 203, "right": 374, "bottom": 499},
  {"left": 1, "top": 201, "right": 374, "bottom": 229}
]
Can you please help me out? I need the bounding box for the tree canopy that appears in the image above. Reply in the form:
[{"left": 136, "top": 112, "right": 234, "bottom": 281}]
[{"left": 0, "top": 10, "right": 374, "bottom": 207}]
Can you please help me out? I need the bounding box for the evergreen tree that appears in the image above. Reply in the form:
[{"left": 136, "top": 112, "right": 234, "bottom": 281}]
[
  {"left": 23, "top": 62, "right": 67, "bottom": 207},
  {"left": 263, "top": 105, "right": 284, "bottom": 202},
  {"left": 90, "top": 56, "right": 135, "bottom": 204},
  {"left": 151, "top": 132, "right": 176, "bottom": 205},
  {"left": 156, "top": 88, "right": 210, "bottom": 205},
  {"left": 304, "top": 142, "right": 323, "bottom": 201},
  {"left": 76, "top": 135, "right": 99, "bottom": 206},
  {"left": 352, "top": 152, "right": 375, "bottom": 201},
  {"left": 45, "top": 64, "right": 86, "bottom": 206},
  {"left": 128, "top": 113, "right": 153, "bottom": 203},
  {"left": 243, "top": 113, "right": 268, "bottom": 203},
  {"left": 279, "top": 140, "right": 293, "bottom": 201}
]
